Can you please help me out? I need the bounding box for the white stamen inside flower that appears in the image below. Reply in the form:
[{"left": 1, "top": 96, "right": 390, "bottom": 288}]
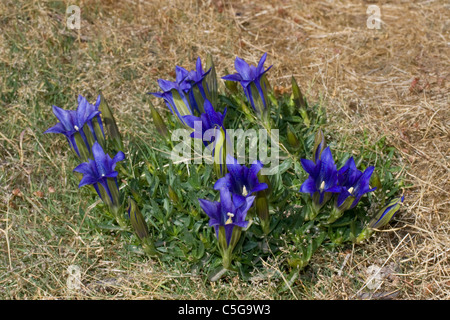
[
  {"left": 101, "top": 174, "right": 105, "bottom": 177},
  {"left": 225, "top": 212, "right": 234, "bottom": 225},
  {"left": 319, "top": 181, "right": 325, "bottom": 191},
  {"left": 74, "top": 125, "right": 79, "bottom": 131},
  {"left": 348, "top": 187, "right": 354, "bottom": 194},
  {"left": 242, "top": 186, "right": 248, "bottom": 196}
]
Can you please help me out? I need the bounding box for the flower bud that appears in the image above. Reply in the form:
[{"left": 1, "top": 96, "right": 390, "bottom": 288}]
[
  {"left": 291, "top": 76, "right": 310, "bottom": 127},
  {"left": 287, "top": 123, "right": 301, "bottom": 150},
  {"left": 98, "top": 92, "right": 124, "bottom": 151},
  {"left": 149, "top": 100, "right": 169, "bottom": 138},
  {"left": 368, "top": 196, "right": 404, "bottom": 229},
  {"left": 91, "top": 116, "right": 106, "bottom": 149},
  {"left": 312, "top": 129, "right": 326, "bottom": 163},
  {"left": 205, "top": 53, "right": 218, "bottom": 107},
  {"left": 127, "top": 198, "right": 149, "bottom": 241},
  {"left": 168, "top": 185, "right": 179, "bottom": 203}
]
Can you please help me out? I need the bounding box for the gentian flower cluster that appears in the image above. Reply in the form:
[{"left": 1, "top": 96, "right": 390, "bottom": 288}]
[
  {"left": 149, "top": 57, "right": 213, "bottom": 126},
  {"left": 44, "top": 95, "right": 105, "bottom": 161},
  {"left": 45, "top": 95, "right": 130, "bottom": 230},
  {"left": 299, "top": 132, "right": 377, "bottom": 222},
  {"left": 199, "top": 188, "right": 255, "bottom": 269},
  {"left": 335, "top": 158, "right": 376, "bottom": 211},
  {"left": 43, "top": 53, "right": 405, "bottom": 278},
  {"left": 199, "top": 155, "right": 269, "bottom": 269}
]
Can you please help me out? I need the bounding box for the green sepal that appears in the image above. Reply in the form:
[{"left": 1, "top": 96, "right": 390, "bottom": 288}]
[
  {"left": 171, "top": 89, "right": 192, "bottom": 125},
  {"left": 213, "top": 127, "right": 228, "bottom": 178},
  {"left": 92, "top": 116, "right": 106, "bottom": 149},
  {"left": 255, "top": 193, "right": 270, "bottom": 235},
  {"left": 327, "top": 196, "right": 355, "bottom": 224},
  {"left": 355, "top": 226, "right": 374, "bottom": 244},
  {"left": 74, "top": 131, "right": 90, "bottom": 162}
]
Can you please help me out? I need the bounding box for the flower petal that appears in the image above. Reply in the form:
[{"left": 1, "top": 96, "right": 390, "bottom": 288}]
[
  {"left": 221, "top": 73, "right": 243, "bottom": 82},
  {"left": 300, "top": 158, "right": 317, "bottom": 176},
  {"left": 299, "top": 177, "right": 317, "bottom": 196},
  {"left": 234, "top": 56, "right": 252, "bottom": 80}
]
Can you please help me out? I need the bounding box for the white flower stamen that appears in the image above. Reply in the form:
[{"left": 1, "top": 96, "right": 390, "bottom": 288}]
[
  {"left": 319, "top": 181, "right": 325, "bottom": 191},
  {"left": 225, "top": 212, "right": 234, "bottom": 225},
  {"left": 242, "top": 186, "right": 248, "bottom": 196},
  {"left": 74, "top": 125, "right": 79, "bottom": 131},
  {"left": 348, "top": 187, "right": 354, "bottom": 194}
]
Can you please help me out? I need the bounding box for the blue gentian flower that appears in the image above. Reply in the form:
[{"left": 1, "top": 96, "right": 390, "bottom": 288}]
[
  {"left": 222, "top": 53, "right": 272, "bottom": 119},
  {"left": 149, "top": 58, "right": 213, "bottom": 126},
  {"left": 186, "top": 57, "right": 212, "bottom": 113},
  {"left": 199, "top": 188, "right": 255, "bottom": 247},
  {"left": 336, "top": 157, "right": 376, "bottom": 210},
  {"left": 214, "top": 155, "right": 268, "bottom": 209},
  {"left": 73, "top": 142, "right": 125, "bottom": 206},
  {"left": 44, "top": 96, "right": 101, "bottom": 157},
  {"left": 77, "top": 95, "right": 105, "bottom": 142},
  {"left": 299, "top": 146, "right": 342, "bottom": 206},
  {"left": 182, "top": 99, "right": 227, "bottom": 145},
  {"left": 148, "top": 66, "right": 193, "bottom": 126}
]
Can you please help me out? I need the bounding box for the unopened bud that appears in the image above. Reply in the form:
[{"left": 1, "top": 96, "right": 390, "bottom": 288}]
[
  {"left": 149, "top": 101, "right": 169, "bottom": 138},
  {"left": 368, "top": 196, "right": 404, "bottom": 229},
  {"left": 127, "top": 198, "right": 149, "bottom": 241},
  {"left": 312, "top": 129, "right": 326, "bottom": 163}
]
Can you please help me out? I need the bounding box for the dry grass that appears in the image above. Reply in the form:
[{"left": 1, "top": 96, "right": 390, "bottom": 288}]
[{"left": 0, "top": 0, "right": 448, "bottom": 299}]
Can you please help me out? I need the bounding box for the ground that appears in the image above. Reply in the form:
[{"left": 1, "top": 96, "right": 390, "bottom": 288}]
[{"left": 0, "top": 0, "right": 448, "bottom": 299}]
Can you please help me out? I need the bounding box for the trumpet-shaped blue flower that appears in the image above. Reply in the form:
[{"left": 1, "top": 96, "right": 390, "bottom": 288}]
[
  {"left": 299, "top": 147, "right": 342, "bottom": 205},
  {"left": 44, "top": 96, "right": 101, "bottom": 156},
  {"left": 149, "top": 57, "right": 213, "bottom": 125},
  {"left": 149, "top": 66, "right": 193, "bottom": 126},
  {"left": 199, "top": 188, "right": 255, "bottom": 246},
  {"left": 222, "top": 53, "right": 272, "bottom": 118},
  {"left": 336, "top": 157, "right": 376, "bottom": 210},
  {"left": 182, "top": 99, "right": 227, "bottom": 145},
  {"left": 73, "top": 142, "right": 125, "bottom": 205},
  {"left": 214, "top": 155, "right": 268, "bottom": 209},
  {"left": 77, "top": 95, "right": 105, "bottom": 142}
]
